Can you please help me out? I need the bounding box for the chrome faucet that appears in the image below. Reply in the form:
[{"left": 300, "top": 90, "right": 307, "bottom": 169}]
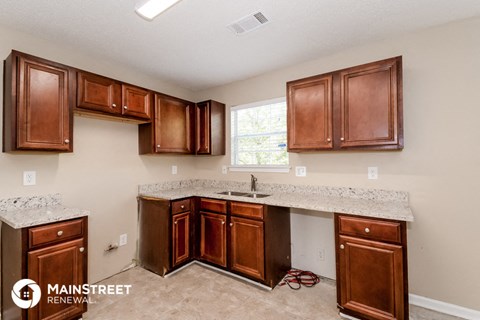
[{"left": 250, "top": 174, "right": 258, "bottom": 192}]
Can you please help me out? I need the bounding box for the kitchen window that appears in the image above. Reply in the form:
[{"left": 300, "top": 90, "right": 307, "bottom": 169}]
[{"left": 230, "top": 97, "right": 289, "bottom": 172}]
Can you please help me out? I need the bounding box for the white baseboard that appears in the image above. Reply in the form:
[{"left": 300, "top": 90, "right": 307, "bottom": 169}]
[{"left": 410, "top": 294, "right": 480, "bottom": 320}]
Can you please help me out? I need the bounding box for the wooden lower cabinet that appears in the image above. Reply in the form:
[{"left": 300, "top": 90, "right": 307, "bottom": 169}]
[
  {"left": 199, "top": 211, "right": 227, "bottom": 267},
  {"left": 172, "top": 212, "right": 190, "bottom": 267},
  {"left": 138, "top": 197, "right": 193, "bottom": 276},
  {"left": 1, "top": 217, "right": 88, "bottom": 320},
  {"left": 229, "top": 216, "right": 264, "bottom": 280},
  {"left": 28, "top": 239, "right": 85, "bottom": 320},
  {"left": 335, "top": 214, "right": 408, "bottom": 320}
]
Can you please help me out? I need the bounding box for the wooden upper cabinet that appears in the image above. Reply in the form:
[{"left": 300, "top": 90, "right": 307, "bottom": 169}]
[
  {"left": 195, "top": 100, "right": 226, "bottom": 156},
  {"left": 287, "top": 56, "right": 403, "bottom": 151},
  {"left": 152, "top": 94, "right": 193, "bottom": 154},
  {"left": 287, "top": 75, "right": 333, "bottom": 151},
  {"left": 122, "top": 84, "right": 152, "bottom": 120},
  {"left": 77, "top": 71, "right": 121, "bottom": 115},
  {"left": 75, "top": 71, "right": 151, "bottom": 122},
  {"left": 196, "top": 101, "right": 210, "bottom": 154},
  {"left": 340, "top": 58, "right": 401, "bottom": 148},
  {"left": 3, "top": 51, "right": 73, "bottom": 152}
]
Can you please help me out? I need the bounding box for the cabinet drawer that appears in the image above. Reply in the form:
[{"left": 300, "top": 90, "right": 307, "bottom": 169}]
[
  {"left": 29, "top": 219, "right": 85, "bottom": 249},
  {"left": 338, "top": 215, "right": 401, "bottom": 243},
  {"left": 230, "top": 202, "right": 264, "bottom": 219},
  {"left": 200, "top": 198, "right": 227, "bottom": 214},
  {"left": 172, "top": 199, "right": 191, "bottom": 214}
]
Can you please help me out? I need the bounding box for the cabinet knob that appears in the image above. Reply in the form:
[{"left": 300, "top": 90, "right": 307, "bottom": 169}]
[
  {"left": 79, "top": 247, "right": 85, "bottom": 253},
  {"left": 174, "top": 221, "right": 178, "bottom": 225},
  {"left": 340, "top": 137, "right": 345, "bottom": 141},
  {"left": 340, "top": 244, "right": 345, "bottom": 250},
  {"left": 64, "top": 139, "right": 70, "bottom": 144},
  {"left": 112, "top": 103, "right": 117, "bottom": 108},
  {"left": 180, "top": 205, "right": 185, "bottom": 209},
  {"left": 221, "top": 221, "right": 225, "bottom": 225},
  {"left": 123, "top": 105, "right": 128, "bottom": 110},
  {"left": 229, "top": 223, "right": 233, "bottom": 227},
  {"left": 57, "top": 230, "right": 63, "bottom": 237},
  {"left": 156, "top": 144, "right": 161, "bottom": 148},
  {"left": 327, "top": 138, "right": 331, "bottom": 142},
  {"left": 365, "top": 227, "right": 370, "bottom": 233}
]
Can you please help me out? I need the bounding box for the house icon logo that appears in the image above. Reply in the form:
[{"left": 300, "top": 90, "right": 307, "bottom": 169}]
[{"left": 11, "top": 279, "right": 41, "bottom": 309}]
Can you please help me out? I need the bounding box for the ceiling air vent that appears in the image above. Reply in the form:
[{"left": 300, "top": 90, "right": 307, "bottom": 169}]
[{"left": 227, "top": 11, "right": 270, "bottom": 35}]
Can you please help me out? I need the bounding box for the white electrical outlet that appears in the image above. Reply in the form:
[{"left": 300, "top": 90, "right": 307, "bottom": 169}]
[
  {"left": 172, "top": 165, "right": 177, "bottom": 175},
  {"left": 319, "top": 249, "right": 326, "bottom": 261},
  {"left": 119, "top": 234, "right": 127, "bottom": 246},
  {"left": 23, "top": 171, "right": 36, "bottom": 186},
  {"left": 368, "top": 167, "right": 378, "bottom": 180},
  {"left": 295, "top": 166, "right": 307, "bottom": 177},
  {"left": 222, "top": 165, "right": 228, "bottom": 174}
]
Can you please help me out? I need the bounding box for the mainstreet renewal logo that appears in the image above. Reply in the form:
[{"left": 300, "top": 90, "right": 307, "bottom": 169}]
[
  {"left": 11, "top": 279, "right": 41, "bottom": 309},
  {"left": 12, "top": 279, "right": 131, "bottom": 308}
]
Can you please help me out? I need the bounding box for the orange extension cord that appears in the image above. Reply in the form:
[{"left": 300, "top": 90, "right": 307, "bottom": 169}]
[{"left": 279, "top": 269, "right": 321, "bottom": 290}]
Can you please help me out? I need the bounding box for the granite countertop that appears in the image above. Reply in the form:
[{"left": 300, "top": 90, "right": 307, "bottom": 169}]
[
  {"left": 139, "top": 180, "right": 413, "bottom": 222},
  {"left": 0, "top": 194, "right": 90, "bottom": 229}
]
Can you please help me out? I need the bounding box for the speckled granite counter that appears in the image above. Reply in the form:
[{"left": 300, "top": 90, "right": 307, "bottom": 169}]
[
  {"left": 139, "top": 180, "right": 413, "bottom": 222},
  {"left": 0, "top": 194, "right": 90, "bottom": 229}
]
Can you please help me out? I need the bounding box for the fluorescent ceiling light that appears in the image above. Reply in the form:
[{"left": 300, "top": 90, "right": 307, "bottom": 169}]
[{"left": 135, "top": 0, "right": 182, "bottom": 20}]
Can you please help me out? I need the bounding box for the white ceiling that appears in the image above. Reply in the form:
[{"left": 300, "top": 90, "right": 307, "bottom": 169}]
[{"left": 1, "top": 0, "right": 480, "bottom": 91}]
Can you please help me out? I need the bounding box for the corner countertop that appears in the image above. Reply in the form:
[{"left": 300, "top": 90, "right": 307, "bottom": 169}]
[
  {"left": 138, "top": 180, "right": 413, "bottom": 222},
  {"left": 0, "top": 194, "right": 90, "bottom": 229}
]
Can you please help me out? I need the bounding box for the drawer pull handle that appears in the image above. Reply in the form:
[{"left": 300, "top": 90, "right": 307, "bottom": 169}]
[
  {"left": 180, "top": 205, "right": 185, "bottom": 209},
  {"left": 365, "top": 228, "right": 370, "bottom": 233},
  {"left": 57, "top": 230, "right": 64, "bottom": 237},
  {"left": 340, "top": 244, "right": 345, "bottom": 250},
  {"left": 79, "top": 247, "right": 85, "bottom": 253}
]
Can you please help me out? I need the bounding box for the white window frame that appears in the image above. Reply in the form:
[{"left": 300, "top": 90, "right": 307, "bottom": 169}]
[{"left": 229, "top": 97, "right": 290, "bottom": 173}]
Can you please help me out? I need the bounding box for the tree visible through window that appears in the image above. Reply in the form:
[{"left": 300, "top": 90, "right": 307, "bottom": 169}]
[{"left": 231, "top": 98, "right": 288, "bottom": 166}]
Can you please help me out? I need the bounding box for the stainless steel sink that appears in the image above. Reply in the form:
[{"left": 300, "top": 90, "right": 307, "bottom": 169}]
[
  {"left": 217, "top": 191, "right": 270, "bottom": 198},
  {"left": 217, "top": 191, "right": 249, "bottom": 196},
  {"left": 244, "top": 193, "right": 270, "bottom": 198}
]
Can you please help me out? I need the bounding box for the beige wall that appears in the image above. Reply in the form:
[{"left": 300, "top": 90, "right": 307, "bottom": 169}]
[
  {"left": 0, "top": 25, "right": 198, "bottom": 283},
  {"left": 194, "top": 18, "right": 480, "bottom": 310}
]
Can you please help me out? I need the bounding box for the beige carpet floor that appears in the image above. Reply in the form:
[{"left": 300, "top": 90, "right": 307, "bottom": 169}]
[{"left": 83, "top": 264, "right": 464, "bottom": 320}]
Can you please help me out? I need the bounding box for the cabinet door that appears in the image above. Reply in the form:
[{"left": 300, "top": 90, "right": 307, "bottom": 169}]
[
  {"left": 230, "top": 216, "right": 265, "bottom": 280},
  {"left": 121, "top": 84, "right": 151, "bottom": 120},
  {"left": 77, "top": 72, "right": 121, "bottom": 115},
  {"left": 338, "top": 235, "right": 404, "bottom": 320},
  {"left": 340, "top": 58, "right": 400, "bottom": 148},
  {"left": 17, "top": 56, "right": 72, "bottom": 151},
  {"left": 27, "top": 238, "right": 86, "bottom": 320},
  {"left": 154, "top": 94, "right": 193, "bottom": 153},
  {"left": 200, "top": 211, "right": 227, "bottom": 267},
  {"left": 172, "top": 212, "right": 190, "bottom": 267},
  {"left": 195, "top": 102, "right": 211, "bottom": 154},
  {"left": 287, "top": 75, "right": 333, "bottom": 151}
]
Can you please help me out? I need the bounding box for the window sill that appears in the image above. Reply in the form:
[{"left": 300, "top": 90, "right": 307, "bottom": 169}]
[{"left": 228, "top": 165, "right": 291, "bottom": 173}]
